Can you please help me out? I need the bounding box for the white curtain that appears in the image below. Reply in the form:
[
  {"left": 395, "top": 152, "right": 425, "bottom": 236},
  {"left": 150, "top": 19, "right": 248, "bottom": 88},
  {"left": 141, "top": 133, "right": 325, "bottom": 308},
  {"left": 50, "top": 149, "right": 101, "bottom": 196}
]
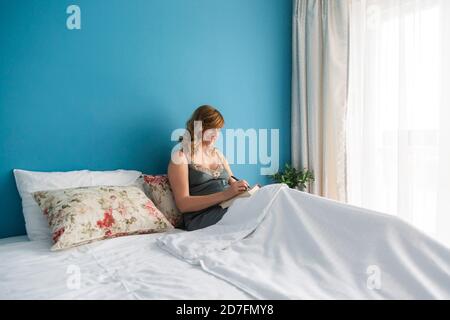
[
  {"left": 291, "top": 0, "right": 350, "bottom": 201},
  {"left": 347, "top": 0, "right": 450, "bottom": 247}
]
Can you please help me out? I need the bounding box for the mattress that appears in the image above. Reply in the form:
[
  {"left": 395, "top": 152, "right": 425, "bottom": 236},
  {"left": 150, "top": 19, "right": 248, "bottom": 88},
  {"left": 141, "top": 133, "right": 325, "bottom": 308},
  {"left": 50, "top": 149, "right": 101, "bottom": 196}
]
[{"left": 0, "top": 231, "right": 252, "bottom": 300}]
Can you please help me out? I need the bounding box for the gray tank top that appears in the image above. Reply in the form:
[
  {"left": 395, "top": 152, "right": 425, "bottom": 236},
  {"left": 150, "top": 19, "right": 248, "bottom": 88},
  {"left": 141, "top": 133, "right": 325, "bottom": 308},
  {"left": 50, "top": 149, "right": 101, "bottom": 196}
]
[
  {"left": 188, "top": 162, "right": 230, "bottom": 196},
  {"left": 177, "top": 157, "right": 230, "bottom": 230}
]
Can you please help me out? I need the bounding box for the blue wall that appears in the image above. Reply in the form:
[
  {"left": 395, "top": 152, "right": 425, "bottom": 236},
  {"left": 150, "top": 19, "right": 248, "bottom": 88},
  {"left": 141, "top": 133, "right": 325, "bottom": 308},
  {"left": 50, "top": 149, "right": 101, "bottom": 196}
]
[{"left": 0, "top": 0, "right": 292, "bottom": 238}]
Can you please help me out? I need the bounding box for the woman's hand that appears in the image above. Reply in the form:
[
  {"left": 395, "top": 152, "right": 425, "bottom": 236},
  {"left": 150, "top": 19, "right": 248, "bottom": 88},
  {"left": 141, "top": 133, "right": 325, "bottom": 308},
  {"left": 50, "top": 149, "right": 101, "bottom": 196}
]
[{"left": 224, "top": 180, "right": 249, "bottom": 199}]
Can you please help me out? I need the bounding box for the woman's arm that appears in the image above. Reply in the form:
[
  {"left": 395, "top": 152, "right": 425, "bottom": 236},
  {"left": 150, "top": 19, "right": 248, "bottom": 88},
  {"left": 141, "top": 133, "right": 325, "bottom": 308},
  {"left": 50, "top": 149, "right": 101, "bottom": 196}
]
[{"left": 168, "top": 151, "right": 248, "bottom": 213}]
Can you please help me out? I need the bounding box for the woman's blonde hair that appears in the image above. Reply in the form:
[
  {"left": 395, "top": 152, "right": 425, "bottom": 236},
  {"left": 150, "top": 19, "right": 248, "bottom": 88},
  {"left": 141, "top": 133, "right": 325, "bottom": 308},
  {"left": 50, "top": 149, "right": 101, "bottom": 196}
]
[{"left": 180, "top": 105, "right": 224, "bottom": 158}]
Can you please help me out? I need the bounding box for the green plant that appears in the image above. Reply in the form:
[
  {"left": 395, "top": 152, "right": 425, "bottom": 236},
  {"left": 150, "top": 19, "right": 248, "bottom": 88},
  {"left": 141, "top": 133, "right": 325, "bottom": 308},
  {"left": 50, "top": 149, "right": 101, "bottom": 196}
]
[{"left": 271, "top": 164, "right": 314, "bottom": 190}]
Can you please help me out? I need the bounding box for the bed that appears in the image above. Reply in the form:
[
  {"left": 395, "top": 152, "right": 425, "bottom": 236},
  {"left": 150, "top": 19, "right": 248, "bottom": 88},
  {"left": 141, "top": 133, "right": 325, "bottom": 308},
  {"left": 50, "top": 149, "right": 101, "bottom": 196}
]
[
  {"left": 3, "top": 170, "right": 450, "bottom": 300},
  {"left": 0, "top": 231, "right": 251, "bottom": 300}
]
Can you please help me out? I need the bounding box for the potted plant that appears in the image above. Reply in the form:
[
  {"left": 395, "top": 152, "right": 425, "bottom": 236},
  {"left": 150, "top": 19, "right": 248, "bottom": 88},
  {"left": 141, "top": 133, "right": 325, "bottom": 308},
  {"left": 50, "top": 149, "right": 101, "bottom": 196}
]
[{"left": 271, "top": 164, "right": 314, "bottom": 191}]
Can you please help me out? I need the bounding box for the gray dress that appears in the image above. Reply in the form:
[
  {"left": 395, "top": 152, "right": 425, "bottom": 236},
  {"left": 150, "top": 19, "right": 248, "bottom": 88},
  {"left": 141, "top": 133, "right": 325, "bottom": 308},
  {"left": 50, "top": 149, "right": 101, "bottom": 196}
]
[{"left": 176, "top": 163, "right": 230, "bottom": 231}]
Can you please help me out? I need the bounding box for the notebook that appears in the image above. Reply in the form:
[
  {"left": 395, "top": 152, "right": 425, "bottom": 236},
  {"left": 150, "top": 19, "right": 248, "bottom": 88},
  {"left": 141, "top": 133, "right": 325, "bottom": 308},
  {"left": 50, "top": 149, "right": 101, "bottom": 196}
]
[{"left": 219, "top": 184, "right": 261, "bottom": 209}]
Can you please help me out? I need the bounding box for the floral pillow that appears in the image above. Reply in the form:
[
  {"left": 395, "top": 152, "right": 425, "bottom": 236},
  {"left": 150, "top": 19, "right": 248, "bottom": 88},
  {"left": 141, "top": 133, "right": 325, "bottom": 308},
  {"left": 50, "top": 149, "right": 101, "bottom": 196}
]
[
  {"left": 141, "top": 175, "right": 181, "bottom": 227},
  {"left": 33, "top": 185, "right": 173, "bottom": 250}
]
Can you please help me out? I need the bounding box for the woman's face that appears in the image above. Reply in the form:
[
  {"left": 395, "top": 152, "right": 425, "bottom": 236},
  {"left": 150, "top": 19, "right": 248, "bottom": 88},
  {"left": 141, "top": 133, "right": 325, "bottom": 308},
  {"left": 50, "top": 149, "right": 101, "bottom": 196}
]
[{"left": 203, "top": 128, "right": 221, "bottom": 146}]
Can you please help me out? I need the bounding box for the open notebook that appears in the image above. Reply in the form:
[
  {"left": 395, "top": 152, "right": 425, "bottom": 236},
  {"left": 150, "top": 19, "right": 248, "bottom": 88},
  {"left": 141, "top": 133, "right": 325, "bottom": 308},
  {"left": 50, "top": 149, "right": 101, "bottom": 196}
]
[{"left": 219, "top": 184, "right": 261, "bottom": 209}]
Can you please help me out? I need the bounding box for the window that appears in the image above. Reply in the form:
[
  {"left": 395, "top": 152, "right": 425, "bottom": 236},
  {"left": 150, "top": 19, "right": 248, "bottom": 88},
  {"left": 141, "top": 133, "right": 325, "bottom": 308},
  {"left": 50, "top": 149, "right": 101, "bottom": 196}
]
[{"left": 347, "top": 0, "right": 450, "bottom": 246}]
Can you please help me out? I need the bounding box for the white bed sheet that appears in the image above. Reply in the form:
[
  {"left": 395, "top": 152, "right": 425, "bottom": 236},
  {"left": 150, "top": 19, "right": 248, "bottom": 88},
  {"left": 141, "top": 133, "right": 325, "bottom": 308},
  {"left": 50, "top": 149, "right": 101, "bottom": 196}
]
[
  {"left": 0, "top": 232, "right": 251, "bottom": 300},
  {"left": 0, "top": 235, "right": 28, "bottom": 245}
]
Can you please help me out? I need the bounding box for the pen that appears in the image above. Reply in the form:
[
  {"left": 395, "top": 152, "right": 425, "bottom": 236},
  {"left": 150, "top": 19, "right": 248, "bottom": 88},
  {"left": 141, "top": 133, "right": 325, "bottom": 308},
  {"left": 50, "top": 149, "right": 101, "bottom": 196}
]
[{"left": 231, "top": 175, "right": 250, "bottom": 190}]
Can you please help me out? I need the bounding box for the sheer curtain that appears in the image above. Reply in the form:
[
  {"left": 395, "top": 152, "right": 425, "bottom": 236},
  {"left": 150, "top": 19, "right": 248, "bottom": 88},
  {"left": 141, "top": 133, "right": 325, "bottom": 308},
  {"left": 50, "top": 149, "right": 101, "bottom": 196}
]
[{"left": 347, "top": 0, "right": 450, "bottom": 247}]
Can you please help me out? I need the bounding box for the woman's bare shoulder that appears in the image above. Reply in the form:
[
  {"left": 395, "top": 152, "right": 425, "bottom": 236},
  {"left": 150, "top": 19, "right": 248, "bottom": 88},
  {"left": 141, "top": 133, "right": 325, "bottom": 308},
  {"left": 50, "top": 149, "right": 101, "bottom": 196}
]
[{"left": 170, "top": 149, "right": 189, "bottom": 166}]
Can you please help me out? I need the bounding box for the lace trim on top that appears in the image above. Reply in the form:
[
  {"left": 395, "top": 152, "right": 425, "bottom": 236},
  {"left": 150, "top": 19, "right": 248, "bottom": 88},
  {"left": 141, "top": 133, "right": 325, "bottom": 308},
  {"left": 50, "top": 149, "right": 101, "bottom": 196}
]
[
  {"left": 191, "top": 163, "right": 224, "bottom": 178},
  {"left": 190, "top": 148, "right": 225, "bottom": 179}
]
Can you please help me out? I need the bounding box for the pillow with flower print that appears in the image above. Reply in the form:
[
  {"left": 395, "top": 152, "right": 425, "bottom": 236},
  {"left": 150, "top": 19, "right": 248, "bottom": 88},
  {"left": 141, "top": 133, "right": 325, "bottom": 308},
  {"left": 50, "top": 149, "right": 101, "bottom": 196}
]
[
  {"left": 33, "top": 185, "right": 173, "bottom": 250},
  {"left": 140, "top": 175, "right": 181, "bottom": 227}
]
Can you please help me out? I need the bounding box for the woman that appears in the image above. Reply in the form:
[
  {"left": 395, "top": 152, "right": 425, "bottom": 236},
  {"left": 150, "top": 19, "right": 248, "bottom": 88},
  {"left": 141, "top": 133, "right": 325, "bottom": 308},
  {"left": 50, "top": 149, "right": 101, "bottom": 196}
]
[{"left": 168, "top": 105, "right": 249, "bottom": 231}]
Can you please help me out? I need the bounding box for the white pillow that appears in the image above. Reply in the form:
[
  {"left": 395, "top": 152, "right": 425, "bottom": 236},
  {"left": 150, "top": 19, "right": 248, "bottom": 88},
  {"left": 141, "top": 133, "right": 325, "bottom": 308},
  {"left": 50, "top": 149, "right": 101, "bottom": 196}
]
[{"left": 13, "top": 169, "right": 142, "bottom": 241}]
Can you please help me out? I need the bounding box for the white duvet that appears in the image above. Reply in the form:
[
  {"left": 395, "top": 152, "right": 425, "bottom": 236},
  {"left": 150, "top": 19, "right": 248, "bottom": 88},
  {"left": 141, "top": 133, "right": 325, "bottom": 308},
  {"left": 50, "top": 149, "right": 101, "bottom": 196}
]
[
  {"left": 0, "top": 233, "right": 251, "bottom": 299},
  {"left": 157, "top": 184, "right": 450, "bottom": 299}
]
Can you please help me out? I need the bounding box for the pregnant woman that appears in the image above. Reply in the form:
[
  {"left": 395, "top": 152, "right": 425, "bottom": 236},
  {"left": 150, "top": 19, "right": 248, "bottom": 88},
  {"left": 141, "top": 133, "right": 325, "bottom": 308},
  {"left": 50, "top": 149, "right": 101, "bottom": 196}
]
[{"left": 168, "top": 105, "right": 249, "bottom": 231}]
